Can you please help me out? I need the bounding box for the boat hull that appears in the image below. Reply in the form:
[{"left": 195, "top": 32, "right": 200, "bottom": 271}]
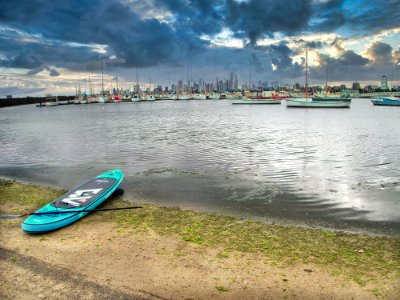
[
  {"left": 312, "top": 97, "right": 351, "bottom": 102},
  {"left": 21, "top": 170, "right": 124, "bottom": 233},
  {"left": 192, "top": 94, "right": 207, "bottom": 100},
  {"left": 371, "top": 99, "right": 400, "bottom": 106},
  {"left": 286, "top": 99, "right": 350, "bottom": 108},
  {"left": 232, "top": 99, "right": 281, "bottom": 105}
]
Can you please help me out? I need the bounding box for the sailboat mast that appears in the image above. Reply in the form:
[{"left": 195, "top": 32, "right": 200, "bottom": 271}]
[
  {"left": 136, "top": 63, "right": 139, "bottom": 94},
  {"left": 116, "top": 72, "right": 119, "bottom": 94},
  {"left": 101, "top": 58, "right": 104, "bottom": 96},
  {"left": 390, "top": 69, "right": 394, "bottom": 96},
  {"left": 325, "top": 64, "right": 328, "bottom": 95},
  {"left": 305, "top": 49, "right": 308, "bottom": 99}
]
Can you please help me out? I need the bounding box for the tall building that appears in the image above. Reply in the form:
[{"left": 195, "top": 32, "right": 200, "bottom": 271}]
[
  {"left": 177, "top": 80, "right": 183, "bottom": 93},
  {"left": 229, "top": 72, "right": 234, "bottom": 90},
  {"left": 381, "top": 75, "right": 389, "bottom": 90},
  {"left": 234, "top": 74, "right": 238, "bottom": 90},
  {"left": 352, "top": 82, "right": 361, "bottom": 90}
]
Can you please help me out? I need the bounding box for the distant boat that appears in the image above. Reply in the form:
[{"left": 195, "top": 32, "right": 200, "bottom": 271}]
[
  {"left": 372, "top": 69, "right": 400, "bottom": 106},
  {"left": 39, "top": 96, "right": 59, "bottom": 107},
  {"left": 177, "top": 94, "right": 190, "bottom": 100},
  {"left": 208, "top": 93, "right": 221, "bottom": 100},
  {"left": 371, "top": 97, "right": 400, "bottom": 106},
  {"left": 286, "top": 99, "right": 350, "bottom": 108},
  {"left": 132, "top": 95, "right": 141, "bottom": 102},
  {"left": 79, "top": 92, "right": 89, "bottom": 104},
  {"left": 219, "top": 93, "right": 227, "bottom": 99},
  {"left": 143, "top": 94, "right": 156, "bottom": 101},
  {"left": 70, "top": 99, "right": 80, "bottom": 104},
  {"left": 311, "top": 64, "right": 352, "bottom": 103},
  {"left": 232, "top": 98, "right": 281, "bottom": 105},
  {"left": 226, "top": 92, "right": 242, "bottom": 100},
  {"left": 237, "top": 91, "right": 284, "bottom": 104},
  {"left": 286, "top": 50, "right": 350, "bottom": 109},
  {"left": 192, "top": 93, "right": 207, "bottom": 100},
  {"left": 112, "top": 95, "right": 122, "bottom": 103},
  {"left": 159, "top": 94, "right": 176, "bottom": 100},
  {"left": 98, "top": 96, "right": 107, "bottom": 103},
  {"left": 122, "top": 94, "right": 132, "bottom": 101}
]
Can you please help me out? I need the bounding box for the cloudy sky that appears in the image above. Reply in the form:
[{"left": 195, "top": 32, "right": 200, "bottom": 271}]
[{"left": 1, "top": 0, "right": 400, "bottom": 97}]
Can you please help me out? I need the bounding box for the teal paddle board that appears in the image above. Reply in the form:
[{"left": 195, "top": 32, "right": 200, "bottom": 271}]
[{"left": 22, "top": 170, "right": 124, "bottom": 233}]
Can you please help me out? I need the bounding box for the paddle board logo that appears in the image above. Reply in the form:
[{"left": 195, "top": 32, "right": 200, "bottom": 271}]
[
  {"left": 60, "top": 189, "right": 102, "bottom": 207},
  {"left": 96, "top": 179, "right": 109, "bottom": 184}
]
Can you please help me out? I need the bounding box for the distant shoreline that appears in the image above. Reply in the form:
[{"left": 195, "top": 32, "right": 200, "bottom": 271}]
[{"left": 0, "top": 96, "right": 75, "bottom": 108}]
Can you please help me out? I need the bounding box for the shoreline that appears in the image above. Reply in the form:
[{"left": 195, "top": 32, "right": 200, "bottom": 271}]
[
  {"left": 1, "top": 179, "right": 399, "bottom": 299},
  {"left": 1, "top": 172, "right": 399, "bottom": 239}
]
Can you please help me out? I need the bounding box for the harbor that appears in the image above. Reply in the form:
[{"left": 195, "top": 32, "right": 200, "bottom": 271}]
[{"left": 1, "top": 0, "right": 400, "bottom": 298}]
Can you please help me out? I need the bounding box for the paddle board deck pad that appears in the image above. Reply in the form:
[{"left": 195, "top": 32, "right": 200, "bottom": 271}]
[{"left": 22, "top": 170, "right": 124, "bottom": 233}]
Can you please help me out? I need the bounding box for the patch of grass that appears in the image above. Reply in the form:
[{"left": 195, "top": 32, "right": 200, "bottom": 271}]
[
  {"left": 2, "top": 179, "right": 400, "bottom": 286},
  {"left": 0, "top": 179, "right": 64, "bottom": 213},
  {"left": 156, "top": 247, "right": 169, "bottom": 255},
  {"left": 215, "top": 285, "right": 230, "bottom": 292},
  {"left": 217, "top": 251, "right": 230, "bottom": 259},
  {"left": 323, "top": 231, "right": 337, "bottom": 238},
  {"left": 370, "top": 288, "right": 383, "bottom": 297},
  {"left": 97, "top": 202, "right": 400, "bottom": 285}
]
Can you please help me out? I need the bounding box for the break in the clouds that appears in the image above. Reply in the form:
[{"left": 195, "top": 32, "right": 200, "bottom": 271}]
[{"left": 0, "top": 0, "right": 399, "bottom": 96}]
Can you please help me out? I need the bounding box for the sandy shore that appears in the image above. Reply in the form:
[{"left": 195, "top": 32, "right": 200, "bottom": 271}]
[{"left": 1, "top": 179, "right": 399, "bottom": 299}]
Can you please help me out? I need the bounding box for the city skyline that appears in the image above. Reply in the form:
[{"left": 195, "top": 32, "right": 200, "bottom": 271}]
[{"left": 0, "top": 0, "right": 400, "bottom": 97}]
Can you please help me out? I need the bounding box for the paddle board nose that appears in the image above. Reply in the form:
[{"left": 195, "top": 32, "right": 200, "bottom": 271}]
[{"left": 104, "top": 169, "right": 123, "bottom": 177}]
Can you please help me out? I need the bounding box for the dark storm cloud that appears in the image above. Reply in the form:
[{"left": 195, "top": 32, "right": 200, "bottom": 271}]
[
  {"left": 26, "top": 65, "right": 60, "bottom": 77},
  {"left": 260, "top": 43, "right": 303, "bottom": 78},
  {"left": 0, "top": 0, "right": 210, "bottom": 69},
  {"left": 295, "top": 40, "right": 325, "bottom": 49},
  {"left": 0, "top": 0, "right": 399, "bottom": 82},
  {"left": 309, "top": 0, "right": 346, "bottom": 32},
  {"left": 154, "top": 0, "right": 225, "bottom": 35},
  {"left": 226, "top": 0, "right": 312, "bottom": 44},
  {"left": 0, "top": 32, "right": 102, "bottom": 73},
  {"left": 347, "top": 0, "right": 400, "bottom": 35},
  {"left": 311, "top": 38, "right": 371, "bottom": 81},
  {"left": 366, "top": 41, "right": 395, "bottom": 65}
]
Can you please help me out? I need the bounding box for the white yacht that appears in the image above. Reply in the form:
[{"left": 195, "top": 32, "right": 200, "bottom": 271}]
[{"left": 192, "top": 93, "right": 207, "bottom": 100}]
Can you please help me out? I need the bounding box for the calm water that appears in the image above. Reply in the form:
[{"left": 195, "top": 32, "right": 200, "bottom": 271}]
[{"left": 1, "top": 100, "right": 399, "bottom": 235}]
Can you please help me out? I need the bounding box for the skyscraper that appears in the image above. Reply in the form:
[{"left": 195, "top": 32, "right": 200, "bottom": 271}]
[
  {"left": 234, "top": 74, "right": 238, "bottom": 90},
  {"left": 381, "top": 76, "right": 389, "bottom": 90},
  {"left": 352, "top": 82, "right": 360, "bottom": 90}
]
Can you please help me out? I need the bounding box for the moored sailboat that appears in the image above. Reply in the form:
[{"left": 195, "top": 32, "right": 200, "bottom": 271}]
[
  {"left": 287, "top": 50, "right": 350, "bottom": 109},
  {"left": 371, "top": 96, "right": 400, "bottom": 106},
  {"left": 371, "top": 71, "right": 400, "bottom": 106}
]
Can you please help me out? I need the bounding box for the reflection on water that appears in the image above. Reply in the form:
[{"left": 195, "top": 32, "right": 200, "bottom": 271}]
[{"left": 1, "top": 100, "right": 399, "bottom": 235}]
